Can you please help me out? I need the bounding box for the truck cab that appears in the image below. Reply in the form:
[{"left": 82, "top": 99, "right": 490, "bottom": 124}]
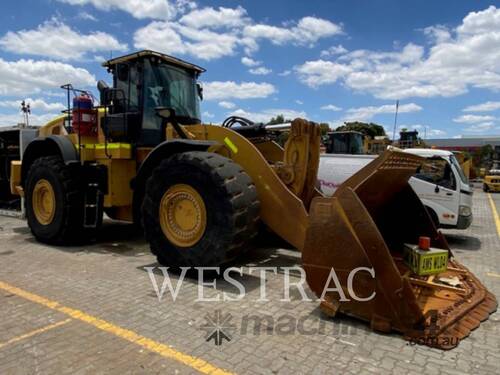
[{"left": 405, "top": 148, "right": 473, "bottom": 229}]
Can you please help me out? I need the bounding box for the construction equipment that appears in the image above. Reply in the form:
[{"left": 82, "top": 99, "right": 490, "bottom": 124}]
[
  {"left": 325, "top": 130, "right": 366, "bottom": 154},
  {"left": 7, "top": 50, "right": 496, "bottom": 349},
  {"left": 483, "top": 172, "right": 500, "bottom": 192},
  {"left": 0, "top": 125, "right": 37, "bottom": 216}
]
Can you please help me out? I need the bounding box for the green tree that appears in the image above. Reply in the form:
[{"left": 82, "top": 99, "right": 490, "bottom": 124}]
[
  {"left": 335, "top": 121, "right": 386, "bottom": 139},
  {"left": 267, "top": 114, "right": 288, "bottom": 125},
  {"left": 319, "top": 123, "right": 331, "bottom": 136}
]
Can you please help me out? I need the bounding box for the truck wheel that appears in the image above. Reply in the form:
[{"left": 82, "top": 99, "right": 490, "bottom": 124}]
[
  {"left": 483, "top": 184, "right": 489, "bottom": 192},
  {"left": 142, "top": 151, "right": 260, "bottom": 267},
  {"left": 25, "top": 156, "right": 93, "bottom": 244}
]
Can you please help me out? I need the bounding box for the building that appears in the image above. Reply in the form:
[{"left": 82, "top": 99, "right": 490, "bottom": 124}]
[{"left": 425, "top": 136, "right": 500, "bottom": 154}]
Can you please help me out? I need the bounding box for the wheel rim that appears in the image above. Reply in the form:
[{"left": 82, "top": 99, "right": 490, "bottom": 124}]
[
  {"left": 32, "top": 179, "right": 56, "bottom": 225},
  {"left": 159, "top": 184, "right": 207, "bottom": 247}
]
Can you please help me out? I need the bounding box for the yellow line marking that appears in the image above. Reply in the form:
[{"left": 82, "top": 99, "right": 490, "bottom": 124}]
[
  {"left": 0, "top": 318, "right": 72, "bottom": 349},
  {"left": 487, "top": 272, "right": 500, "bottom": 279},
  {"left": 0, "top": 281, "right": 233, "bottom": 375},
  {"left": 487, "top": 193, "right": 500, "bottom": 238}
]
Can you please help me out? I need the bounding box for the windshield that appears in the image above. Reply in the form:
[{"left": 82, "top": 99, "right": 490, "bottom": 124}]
[
  {"left": 142, "top": 59, "right": 201, "bottom": 129},
  {"left": 450, "top": 155, "right": 469, "bottom": 185},
  {"left": 329, "top": 133, "right": 364, "bottom": 154}
]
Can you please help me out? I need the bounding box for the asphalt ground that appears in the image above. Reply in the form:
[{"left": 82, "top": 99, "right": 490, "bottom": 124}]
[{"left": 0, "top": 188, "right": 499, "bottom": 374}]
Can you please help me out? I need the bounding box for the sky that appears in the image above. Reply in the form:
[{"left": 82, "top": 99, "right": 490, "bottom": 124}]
[{"left": 1, "top": 0, "right": 500, "bottom": 139}]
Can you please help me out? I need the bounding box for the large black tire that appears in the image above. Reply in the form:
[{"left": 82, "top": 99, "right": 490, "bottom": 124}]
[
  {"left": 142, "top": 151, "right": 260, "bottom": 267},
  {"left": 483, "top": 184, "right": 489, "bottom": 192},
  {"left": 25, "top": 156, "right": 98, "bottom": 244}
]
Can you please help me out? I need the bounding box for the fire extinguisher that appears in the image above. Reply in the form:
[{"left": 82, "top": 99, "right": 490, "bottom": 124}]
[{"left": 72, "top": 94, "right": 96, "bottom": 136}]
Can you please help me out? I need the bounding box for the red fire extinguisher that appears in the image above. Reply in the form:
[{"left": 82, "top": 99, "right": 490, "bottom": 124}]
[{"left": 72, "top": 94, "right": 96, "bottom": 136}]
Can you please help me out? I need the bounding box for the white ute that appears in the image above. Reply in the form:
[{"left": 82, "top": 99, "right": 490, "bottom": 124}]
[{"left": 318, "top": 148, "right": 473, "bottom": 229}]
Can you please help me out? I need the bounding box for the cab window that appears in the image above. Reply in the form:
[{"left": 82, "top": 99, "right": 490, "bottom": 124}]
[{"left": 415, "top": 157, "right": 456, "bottom": 190}]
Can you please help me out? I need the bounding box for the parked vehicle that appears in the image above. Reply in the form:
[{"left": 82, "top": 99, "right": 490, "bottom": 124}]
[
  {"left": 483, "top": 172, "right": 500, "bottom": 192},
  {"left": 318, "top": 148, "right": 473, "bottom": 229}
]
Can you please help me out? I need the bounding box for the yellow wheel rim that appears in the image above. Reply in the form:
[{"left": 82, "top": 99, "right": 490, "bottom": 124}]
[
  {"left": 32, "top": 179, "right": 56, "bottom": 225},
  {"left": 160, "top": 184, "right": 207, "bottom": 247}
]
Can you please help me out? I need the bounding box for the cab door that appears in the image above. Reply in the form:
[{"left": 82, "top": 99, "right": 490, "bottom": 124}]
[{"left": 409, "top": 157, "right": 459, "bottom": 227}]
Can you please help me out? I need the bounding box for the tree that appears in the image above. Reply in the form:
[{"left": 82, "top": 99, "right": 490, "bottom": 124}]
[
  {"left": 335, "top": 121, "right": 386, "bottom": 139},
  {"left": 319, "top": 123, "right": 331, "bottom": 136},
  {"left": 471, "top": 144, "right": 494, "bottom": 170},
  {"left": 267, "top": 115, "right": 288, "bottom": 125}
]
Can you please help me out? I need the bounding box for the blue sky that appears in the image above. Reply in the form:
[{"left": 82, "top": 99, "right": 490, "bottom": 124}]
[{"left": 1, "top": 0, "right": 499, "bottom": 138}]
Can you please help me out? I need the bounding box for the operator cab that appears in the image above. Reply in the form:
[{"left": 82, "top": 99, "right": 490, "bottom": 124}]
[{"left": 98, "top": 50, "right": 205, "bottom": 146}]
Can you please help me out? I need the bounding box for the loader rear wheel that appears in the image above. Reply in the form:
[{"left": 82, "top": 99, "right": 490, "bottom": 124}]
[
  {"left": 25, "top": 156, "right": 91, "bottom": 244},
  {"left": 142, "top": 151, "right": 260, "bottom": 267}
]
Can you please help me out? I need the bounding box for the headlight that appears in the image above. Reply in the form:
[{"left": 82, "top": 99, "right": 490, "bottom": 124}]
[{"left": 459, "top": 205, "right": 472, "bottom": 216}]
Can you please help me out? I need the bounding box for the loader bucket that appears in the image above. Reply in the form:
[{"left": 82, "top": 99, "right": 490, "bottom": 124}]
[{"left": 303, "top": 150, "right": 497, "bottom": 349}]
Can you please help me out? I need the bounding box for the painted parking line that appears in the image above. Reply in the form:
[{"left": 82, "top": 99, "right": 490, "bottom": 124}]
[
  {"left": 487, "top": 272, "right": 500, "bottom": 279},
  {"left": 0, "top": 280, "right": 234, "bottom": 375},
  {"left": 0, "top": 318, "right": 72, "bottom": 350},
  {"left": 488, "top": 193, "right": 500, "bottom": 238}
]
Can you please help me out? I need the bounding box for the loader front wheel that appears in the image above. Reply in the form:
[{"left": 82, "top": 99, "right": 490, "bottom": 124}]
[
  {"left": 25, "top": 156, "right": 88, "bottom": 244},
  {"left": 142, "top": 151, "right": 260, "bottom": 267}
]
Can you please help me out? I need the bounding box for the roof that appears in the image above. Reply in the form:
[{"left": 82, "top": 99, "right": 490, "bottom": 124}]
[
  {"left": 426, "top": 137, "right": 500, "bottom": 148},
  {"left": 102, "top": 50, "right": 206, "bottom": 73},
  {"left": 404, "top": 148, "right": 453, "bottom": 158}
]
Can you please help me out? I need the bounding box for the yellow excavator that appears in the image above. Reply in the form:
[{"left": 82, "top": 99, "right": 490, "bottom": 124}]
[{"left": 8, "top": 50, "right": 496, "bottom": 349}]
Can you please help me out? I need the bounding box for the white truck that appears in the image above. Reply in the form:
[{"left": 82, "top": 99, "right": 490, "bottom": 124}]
[{"left": 318, "top": 148, "right": 473, "bottom": 229}]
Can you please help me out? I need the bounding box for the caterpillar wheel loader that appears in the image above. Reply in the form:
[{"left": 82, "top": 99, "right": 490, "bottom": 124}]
[{"left": 8, "top": 50, "right": 496, "bottom": 349}]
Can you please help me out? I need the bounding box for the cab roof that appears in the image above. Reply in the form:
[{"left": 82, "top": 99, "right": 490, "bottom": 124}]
[
  {"left": 404, "top": 148, "right": 453, "bottom": 158},
  {"left": 102, "top": 50, "right": 206, "bottom": 73}
]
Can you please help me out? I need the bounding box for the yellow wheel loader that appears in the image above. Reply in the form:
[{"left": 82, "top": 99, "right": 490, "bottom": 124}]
[{"left": 8, "top": 50, "right": 496, "bottom": 349}]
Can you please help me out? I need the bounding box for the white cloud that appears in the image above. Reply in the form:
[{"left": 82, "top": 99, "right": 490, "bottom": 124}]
[
  {"left": 134, "top": 21, "right": 240, "bottom": 61},
  {"left": 77, "top": 11, "right": 98, "bottom": 21},
  {"left": 428, "top": 128, "right": 447, "bottom": 137},
  {"left": 241, "top": 56, "right": 261, "bottom": 67},
  {"left": 202, "top": 111, "right": 214, "bottom": 118},
  {"left": 422, "top": 25, "right": 451, "bottom": 44},
  {"left": 133, "top": 7, "right": 342, "bottom": 61},
  {"left": 203, "top": 81, "right": 276, "bottom": 100},
  {"left": 295, "top": 59, "right": 353, "bottom": 87},
  {"left": 321, "top": 104, "right": 342, "bottom": 111},
  {"left": 0, "top": 112, "right": 60, "bottom": 126},
  {"left": 230, "top": 108, "right": 307, "bottom": 123},
  {"left": 296, "top": 6, "right": 500, "bottom": 99},
  {"left": 463, "top": 101, "right": 500, "bottom": 112},
  {"left": 344, "top": 103, "right": 422, "bottom": 121},
  {"left": 464, "top": 122, "right": 495, "bottom": 132},
  {"left": 218, "top": 101, "right": 236, "bottom": 109},
  {"left": 453, "top": 114, "right": 496, "bottom": 123},
  {"left": 295, "top": 100, "right": 303, "bottom": 105},
  {"left": 0, "top": 58, "right": 96, "bottom": 96},
  {"left": 320, "top": 44, "right": 348, "bottom": 57},
  {"left": 179, "top": 6, "right": 249, "bottom": 29},
  {"left": 0, "top": 19, "right": 127, "bottom": 60},
  {"left": 57, "top": 0, "right": 177, "bottom": 20},
  {"left": 243, "top": 16, "right": 342, "bottom": 49},
  {"left": 249, "top": 67, "right": 272, "bottom": 75},
  {"left": 278, "top": 70, "right": 291, "bottom": 77},
  {"left": 0, "top": 98, "right": 65, "bottom": 112}
]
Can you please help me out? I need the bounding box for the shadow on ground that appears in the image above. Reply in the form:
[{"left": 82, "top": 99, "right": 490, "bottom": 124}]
[{"left": 444, "top": 233, "right": 482, "bottom": 251}]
